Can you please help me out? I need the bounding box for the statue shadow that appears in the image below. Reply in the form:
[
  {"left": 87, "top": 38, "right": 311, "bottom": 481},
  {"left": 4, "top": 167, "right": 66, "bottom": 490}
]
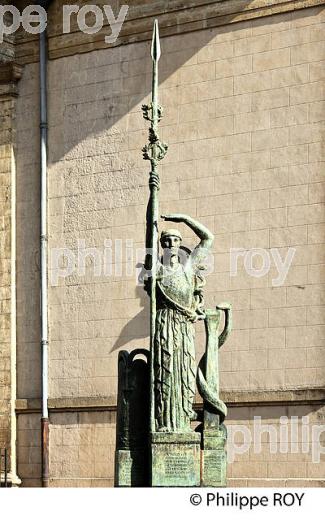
[
  {"left": 44, "top": 1, "right": 259, "bottom": 163},
  {"left": 15, "top": 1, "right": 317, "bottom": 401},
  {"left": 111, "top": 284, "right": 149, "bottom": 353}
]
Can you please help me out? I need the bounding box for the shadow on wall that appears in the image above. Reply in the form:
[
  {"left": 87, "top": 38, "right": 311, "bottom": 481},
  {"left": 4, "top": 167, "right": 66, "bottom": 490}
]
[
  {"left": 15, "top": 0, "right": 285, "bottom": 400},
  {"left": 46, "top": 2, "right": 255, "bottom": 162},
  {"left": 112, "top": 285, "right": 149, "bottom": 352}
]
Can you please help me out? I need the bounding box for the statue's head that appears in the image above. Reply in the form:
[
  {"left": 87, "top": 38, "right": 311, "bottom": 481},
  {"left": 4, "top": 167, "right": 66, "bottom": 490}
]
[{"left": 160, "top": 229, "right": 182, "bottom": 256}]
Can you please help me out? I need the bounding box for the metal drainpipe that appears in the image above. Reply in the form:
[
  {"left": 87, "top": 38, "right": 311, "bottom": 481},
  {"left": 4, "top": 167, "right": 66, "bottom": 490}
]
[{"left": 39, "top": 0, "right": 52, "bottom": 488}]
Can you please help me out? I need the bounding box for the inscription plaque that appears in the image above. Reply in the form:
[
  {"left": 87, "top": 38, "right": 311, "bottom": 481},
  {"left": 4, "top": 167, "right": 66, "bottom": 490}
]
[
  {"left": 151, "top": 432, "right": 201, "bottom": 487},
  {"left": 165, "top": 453, "right": 191, "bottom": 476},
  {"left": 202, "top": 450, "right": 226, "bottom": 487}
]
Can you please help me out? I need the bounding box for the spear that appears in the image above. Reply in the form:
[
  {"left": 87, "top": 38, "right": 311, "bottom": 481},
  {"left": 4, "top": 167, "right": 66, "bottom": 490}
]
[{"left": 142, "top": 20, "right": 168, "bottom": 432}]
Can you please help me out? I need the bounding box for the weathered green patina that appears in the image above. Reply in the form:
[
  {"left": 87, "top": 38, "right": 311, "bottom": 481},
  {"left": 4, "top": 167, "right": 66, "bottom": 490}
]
[
  {"left": 114, "top": 350, "right": 149, "bottom": 486},
  {"left": 151, "top": 431, "right": 201, "bottom": 487},
  {"left": 198, "top": 306, "right": 232, "bottom": 487},
  {"left": 115, "top": 19, "right": 232, "bottom": 488},
  {"left": 141, "top": 19, "right": 168, "bottom": 435},
  {"left": 152, "top": 214, "right": 214, "bottom": 433}
]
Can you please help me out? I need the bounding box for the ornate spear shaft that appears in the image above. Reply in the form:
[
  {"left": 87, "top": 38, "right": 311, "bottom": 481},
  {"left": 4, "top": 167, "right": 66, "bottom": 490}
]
[{"left": 142, "top": 20, "right": 168, "bottom": 432}]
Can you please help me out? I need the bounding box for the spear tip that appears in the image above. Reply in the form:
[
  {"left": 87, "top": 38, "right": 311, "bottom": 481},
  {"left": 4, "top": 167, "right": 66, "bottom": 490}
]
[{"left": 151, "top": 19, "right": 161, "bottom": 62}]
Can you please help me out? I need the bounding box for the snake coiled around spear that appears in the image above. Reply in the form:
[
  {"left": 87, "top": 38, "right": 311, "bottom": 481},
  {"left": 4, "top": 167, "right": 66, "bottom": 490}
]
[{"left": 196, "top": 354, "right": 228, "bottom": 424}]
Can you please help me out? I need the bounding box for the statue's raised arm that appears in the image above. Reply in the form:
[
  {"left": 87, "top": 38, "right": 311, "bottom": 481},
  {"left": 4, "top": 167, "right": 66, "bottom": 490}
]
[{"left": 161, "top": 213, "right": 214, "bottom": 265}]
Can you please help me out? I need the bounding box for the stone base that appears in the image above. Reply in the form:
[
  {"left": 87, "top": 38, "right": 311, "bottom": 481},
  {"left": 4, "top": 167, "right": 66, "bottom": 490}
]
[
  {"left": 150, "top": 431, "right": 201, "bottom": 487},
  {"left": 115, "top": 449, "right": 148, "bottom": 487},
  {"left": 202, "top": 428, "right": 227, "bottom": 487}
]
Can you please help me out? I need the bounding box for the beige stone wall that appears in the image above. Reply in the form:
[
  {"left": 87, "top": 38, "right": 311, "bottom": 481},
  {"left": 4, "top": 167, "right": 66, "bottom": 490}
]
[
  {"left": 17, "top": 409, "right": 116, "bottom": 487},
  {"left": 16, "top": 402, "right": 325, "bottom": 487},
  {"left": 17, "top": 413, "right": 41, "bottom": 487},
  {"left": 49, "top": 411, "right": 116, "bottom": 487},
  {"left": 227, "top": 402, "right": 325, "bottom": 486},
  {"left": 42, "top": 5, "right": 325, "bottom": 399},
  {"left": 0, "top": 24, "right": 16, "bottom": 458},
  {"left": 0, "top": 62, "right": 22, "bottom": 482},
  {"left": 16, "top": 0, "right": 325, "bottom": 63},
  {"left": 13, "top": 4, "right": 325, "bottom": 485},
  {"left": 15, "top": 63, "right": 41, "bottom": 400},
  {"left": 0, "top": 110, "right": 12, "bottom": 454}
]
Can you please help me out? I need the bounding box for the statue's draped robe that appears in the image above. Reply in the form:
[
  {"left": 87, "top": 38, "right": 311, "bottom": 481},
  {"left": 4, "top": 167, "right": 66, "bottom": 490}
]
[{"left": 154, "top": 261, "right": 204, "bottom": 432}]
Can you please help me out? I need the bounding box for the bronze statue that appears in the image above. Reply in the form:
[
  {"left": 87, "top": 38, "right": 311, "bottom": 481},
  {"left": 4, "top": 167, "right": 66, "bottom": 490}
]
[
  {"left": 148, "top": 210, "right": 214, "bottom": 432},
  {"left": 116, "top": 20, "right": 231, "bottom": 487}
]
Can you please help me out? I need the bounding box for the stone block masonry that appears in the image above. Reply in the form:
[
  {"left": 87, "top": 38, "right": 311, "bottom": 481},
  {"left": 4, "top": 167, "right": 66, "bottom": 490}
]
[
  {"left": 7, "top": 1, "right": 325, "bottom": 486},
  {"left": 0, "top": 58, "right": 23, "bottom": 486}
]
